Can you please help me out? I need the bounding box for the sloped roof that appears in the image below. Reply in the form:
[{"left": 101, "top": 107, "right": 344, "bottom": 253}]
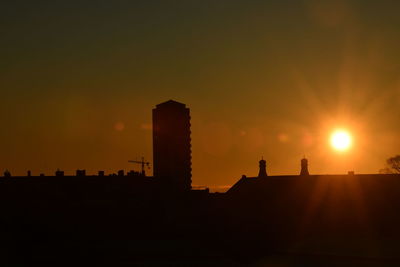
[{"left": 226, "top": 173, "right": 400, "bottom": 198}]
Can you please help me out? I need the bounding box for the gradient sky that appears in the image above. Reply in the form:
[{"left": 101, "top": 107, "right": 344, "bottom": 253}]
[{"left": 2, "top": 0, "right": 400, "bottom": 191}]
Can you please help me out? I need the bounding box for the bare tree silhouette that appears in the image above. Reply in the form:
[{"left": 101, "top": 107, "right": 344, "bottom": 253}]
[{"left": 380, "top": 155, "right": 400, "bottom": 174}]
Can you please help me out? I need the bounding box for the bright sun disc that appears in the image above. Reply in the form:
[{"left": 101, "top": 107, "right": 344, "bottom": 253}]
[{"left": 330, "top": 130, "right": 352, "bottom": 151}]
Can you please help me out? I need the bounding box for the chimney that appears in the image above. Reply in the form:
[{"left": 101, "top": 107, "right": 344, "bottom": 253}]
[
  {"left": 76, "top": 170, "right": 86, "bottom": 176},
  {"left": 4, "top": 170, "right": 11, "bottom": 178},
  {"left": 56, "top": 169, "right": 64, "bottom": 177},
  {"left": 300, "top": 157, "right": 309, "bottom": 176},
  {"left": 258, "top": 158, "right": 268, "bottom": 178}
]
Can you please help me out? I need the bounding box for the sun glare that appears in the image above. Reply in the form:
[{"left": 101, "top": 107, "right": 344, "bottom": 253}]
[{"left": 330, "top": 130, "right": 352, "bottom": 151}]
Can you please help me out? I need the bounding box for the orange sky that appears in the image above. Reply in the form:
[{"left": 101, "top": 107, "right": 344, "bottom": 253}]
[{"left": 1, "top": 1, "right": 400, "bottom": 191}]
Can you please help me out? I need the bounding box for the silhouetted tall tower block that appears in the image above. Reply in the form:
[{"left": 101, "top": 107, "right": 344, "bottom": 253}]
[
  {"left": 300, "top": 157, "right": 309, "bottom": 175},
  {"left": 258, "top": 158, "right": 268, "bottom": 178},
  {"left": 153, "top": 100, "right": 192, "bottom": 191}
]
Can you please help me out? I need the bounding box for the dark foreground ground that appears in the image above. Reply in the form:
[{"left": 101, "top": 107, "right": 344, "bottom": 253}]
[
  {"left": 2, "top": 174, "right": 400, "bottom": 265},
  {"left": 3, "top": 238, "right": 400, "bottom": 266}
]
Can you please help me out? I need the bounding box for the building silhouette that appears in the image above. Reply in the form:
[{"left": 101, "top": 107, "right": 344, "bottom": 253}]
[
  {"left": 3, "top": 100, "right": 400, "bottom": 264},
  {"left": 300, "top": 157, "right": 309, "bottom": 175},
  {"left": 258, "top": 158, "right": 268, "bottom": 177},
  {"left": 152, "top": 100, "right": 192, "bottom": 191}
]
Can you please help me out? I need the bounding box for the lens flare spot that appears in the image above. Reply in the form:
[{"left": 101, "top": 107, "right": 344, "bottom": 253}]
[{"left": 114, "top": 122, "right": 125, "bottom": 131}]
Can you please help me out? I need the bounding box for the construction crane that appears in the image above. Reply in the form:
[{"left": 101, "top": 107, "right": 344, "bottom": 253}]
[{"left": 128, "top": 157, "right": 151, "bottom": 176}]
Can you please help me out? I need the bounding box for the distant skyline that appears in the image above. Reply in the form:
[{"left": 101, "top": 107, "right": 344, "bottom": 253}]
[{"left": 2, "top": 0, "right": 400, "bottom": 190}]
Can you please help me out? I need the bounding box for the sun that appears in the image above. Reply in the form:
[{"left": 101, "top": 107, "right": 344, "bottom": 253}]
[{"left": 330, "top": 129, "right": 352, "bottom": 151}]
